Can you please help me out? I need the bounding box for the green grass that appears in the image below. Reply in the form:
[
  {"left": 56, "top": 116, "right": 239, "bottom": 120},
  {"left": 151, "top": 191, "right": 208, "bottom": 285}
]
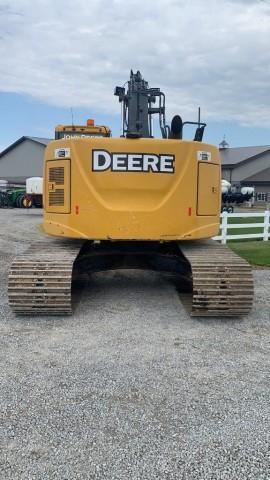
[
  {"left": 228, "top": 241, "right": 270, "bottom": 266},
  {"left": 219, "top": 215, "right": 270, "bottom": 265},
  {"left": 227, "top": 216, "right": 264, "bottom": 237},
  {"left": 218, "top": 216, "right": 267, "bottom": 239}
]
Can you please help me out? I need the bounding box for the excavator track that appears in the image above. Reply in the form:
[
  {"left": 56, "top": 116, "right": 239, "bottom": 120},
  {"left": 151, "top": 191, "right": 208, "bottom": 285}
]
[
  {"left": 180, "top": 240, "right": 253, "bottom": 316},
  {"left": 8, "top": 238, "right": 253, "bottom": 318},
  {"left": 8, "top": 241, "right": 84, "bottom": 315}
]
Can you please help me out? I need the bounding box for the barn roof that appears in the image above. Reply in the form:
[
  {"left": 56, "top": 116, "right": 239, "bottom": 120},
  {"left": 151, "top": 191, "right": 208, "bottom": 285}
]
[
  {"left": 221, "top": 145, "right": 270, "bottom": 167},
  {"left": 0, "top": 136, "right": 51, "bottom": 158}
]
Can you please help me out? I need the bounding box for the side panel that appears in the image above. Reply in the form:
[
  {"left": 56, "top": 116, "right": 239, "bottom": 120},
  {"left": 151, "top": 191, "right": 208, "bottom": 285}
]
[
  {"left": 45, "top": 159, "right": 71, "bottom": 214},
  {"left": 197, "top": 162, "right": 220, "bottom": 216}
]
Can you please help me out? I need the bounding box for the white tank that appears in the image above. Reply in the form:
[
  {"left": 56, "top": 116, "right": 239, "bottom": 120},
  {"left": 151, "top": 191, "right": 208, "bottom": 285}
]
[
  {"left": 26, "top": 177, "right": 43, "bottom": 195},
  {"left": 241, "top": 186, "right": 254, "bottom": 196},
  {"left": 0, "top": 179, "right": 8, "bottom": 192},
  {"left": 221, "top": 179, "right": 231, "bottom": 194}
]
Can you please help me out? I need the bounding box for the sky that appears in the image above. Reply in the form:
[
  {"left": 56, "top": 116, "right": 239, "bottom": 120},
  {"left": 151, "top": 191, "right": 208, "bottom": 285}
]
[{"left": 0, "top": 0, "right": 270, "bottom": 151}]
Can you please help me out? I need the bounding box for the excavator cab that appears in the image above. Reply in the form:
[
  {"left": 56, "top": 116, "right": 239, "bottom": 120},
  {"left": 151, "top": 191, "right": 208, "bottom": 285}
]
[{"left": 55, "top": 119, "right": 111, "bottom": 140}]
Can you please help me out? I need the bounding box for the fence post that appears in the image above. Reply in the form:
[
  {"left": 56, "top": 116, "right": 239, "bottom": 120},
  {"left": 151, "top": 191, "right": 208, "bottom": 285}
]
[
  {"left": 263, "top": 210, "right": 270, "bottom": 241},
  {"left": 221, "top": 212, "right": 228, "bottom": 244}
]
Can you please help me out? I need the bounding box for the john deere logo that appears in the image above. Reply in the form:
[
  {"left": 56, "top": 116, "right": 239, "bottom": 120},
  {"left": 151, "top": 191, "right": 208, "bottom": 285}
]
[
  {"left": 197, "top": 151, "right": 211, "bottom": 161},
  {"left": 92, "top": 150, "right": 175, "bottom": 173},
  {"left": 54, "top": 148, "right": 70, "bottom": 158}
]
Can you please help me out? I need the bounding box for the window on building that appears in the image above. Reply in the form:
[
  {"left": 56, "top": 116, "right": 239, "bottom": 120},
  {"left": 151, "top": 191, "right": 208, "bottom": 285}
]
[{"left": 256, "top": 192, "right": 268, "bottom": 202}]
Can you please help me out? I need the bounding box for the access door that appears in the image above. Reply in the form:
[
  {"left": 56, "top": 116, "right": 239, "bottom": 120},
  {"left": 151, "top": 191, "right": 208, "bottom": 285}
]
[
  {"left": 197, "top": 162, "right": 220, "bottom": 216},
  {"left": 45, "top": 159, "right": 71, "bottom": 214}
]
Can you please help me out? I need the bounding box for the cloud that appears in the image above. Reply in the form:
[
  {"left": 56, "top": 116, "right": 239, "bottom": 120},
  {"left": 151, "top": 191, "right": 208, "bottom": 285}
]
[{"left": 0, "top": 0, "right": 269, "bottom": 127}]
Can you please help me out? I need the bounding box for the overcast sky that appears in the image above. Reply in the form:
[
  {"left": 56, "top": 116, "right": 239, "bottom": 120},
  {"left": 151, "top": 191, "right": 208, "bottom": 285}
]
[{"left": 0, "top": 0, "right": 270, "bottom": 149}]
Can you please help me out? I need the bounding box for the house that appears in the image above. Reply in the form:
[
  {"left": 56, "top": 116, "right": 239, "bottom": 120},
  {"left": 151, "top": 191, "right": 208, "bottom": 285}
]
[{"left": 0, "top": 136, "right": 51, "bottom": 184}]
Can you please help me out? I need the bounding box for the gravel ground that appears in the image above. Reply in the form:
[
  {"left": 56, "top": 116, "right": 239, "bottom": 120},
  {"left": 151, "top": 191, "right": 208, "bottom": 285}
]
[{"left": 0, "top": 209, "right": 270, "bottom": 479}]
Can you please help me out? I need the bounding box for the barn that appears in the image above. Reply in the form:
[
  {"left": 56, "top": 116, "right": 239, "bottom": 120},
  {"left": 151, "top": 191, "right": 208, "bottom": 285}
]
[
  {"left": 220, "top": 141, "right": 270, "bottom": 203},
  {"left": 0, "top": 136, "right": 51, "bottom": 184}
]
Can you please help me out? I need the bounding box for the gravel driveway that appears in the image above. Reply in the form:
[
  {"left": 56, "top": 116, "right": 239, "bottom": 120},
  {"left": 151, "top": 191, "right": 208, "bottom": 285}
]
[{"left": 0, "top": 209, "right": 269, "bottom": 479}]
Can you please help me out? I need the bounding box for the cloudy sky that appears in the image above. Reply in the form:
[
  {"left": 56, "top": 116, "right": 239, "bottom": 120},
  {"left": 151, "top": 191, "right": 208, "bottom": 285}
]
[{"left": 0, "top": 0, "right": 270, "bottom": 150}]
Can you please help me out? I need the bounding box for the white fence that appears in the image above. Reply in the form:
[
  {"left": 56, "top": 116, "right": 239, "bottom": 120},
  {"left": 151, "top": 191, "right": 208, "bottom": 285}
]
[{"left": 213, "top": 211, "right": 270, "bottom": 244}]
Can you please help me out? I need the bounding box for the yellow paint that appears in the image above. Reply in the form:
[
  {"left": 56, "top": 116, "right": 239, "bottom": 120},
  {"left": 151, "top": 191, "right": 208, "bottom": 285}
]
[
  {"left": 197, "top": 162, "right": 220, "bottom": 216},
  {"left": 43, "top": 137, "right": 221, "bottom": 240}
]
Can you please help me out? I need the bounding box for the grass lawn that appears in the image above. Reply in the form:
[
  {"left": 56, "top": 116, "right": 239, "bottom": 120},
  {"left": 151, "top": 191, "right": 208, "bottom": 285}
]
[
  {"left": 227, "top": 216, "right": 265, "bottom": 236},
  {"left": 228, "top": 241, "right": 270, "bottom": 266}
]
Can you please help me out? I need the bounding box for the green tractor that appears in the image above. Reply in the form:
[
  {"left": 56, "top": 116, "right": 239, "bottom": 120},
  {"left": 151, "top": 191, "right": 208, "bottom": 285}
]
[{"left": 0, "top": 188, "right": 32, "bottom": 208}]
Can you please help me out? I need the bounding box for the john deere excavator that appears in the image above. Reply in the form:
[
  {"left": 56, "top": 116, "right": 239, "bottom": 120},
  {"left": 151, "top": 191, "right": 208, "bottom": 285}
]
[{"left": 8, "top": 70, "right": 253, "bottom": 316}]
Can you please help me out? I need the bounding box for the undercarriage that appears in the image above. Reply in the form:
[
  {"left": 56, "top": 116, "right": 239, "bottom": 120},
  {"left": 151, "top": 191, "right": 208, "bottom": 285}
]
[{"left": 8, "top": 239, "right": 253, "bottom": 317}]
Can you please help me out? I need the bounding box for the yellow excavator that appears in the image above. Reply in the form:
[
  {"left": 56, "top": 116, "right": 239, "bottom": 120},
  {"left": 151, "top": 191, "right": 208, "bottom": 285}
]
[{"left": 8, "top": 71, "right": 253, "bottom": 316}]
